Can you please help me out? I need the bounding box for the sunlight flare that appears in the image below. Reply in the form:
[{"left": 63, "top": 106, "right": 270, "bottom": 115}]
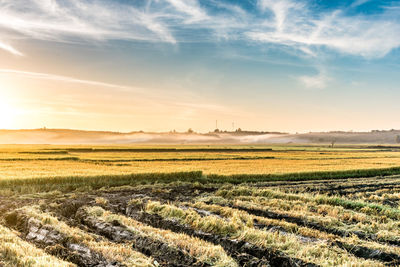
[{"left": 0, "top": 91, "right": 17, "bottom": 129}]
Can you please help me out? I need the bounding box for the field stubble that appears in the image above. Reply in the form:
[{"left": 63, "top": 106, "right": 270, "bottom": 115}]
[{"left": 1, "top": 145, "right": 400, "bottom": 266}]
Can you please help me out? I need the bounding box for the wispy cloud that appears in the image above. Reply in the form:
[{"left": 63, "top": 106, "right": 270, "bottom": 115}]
[
  {"left": 248, "top": 0, "right": 400, "bottom": 58},
  {"left": 0, "top": 68, "right": 235, "bottom": 115},
  {"left": 0, "top": 0, "right": 399, "bottom": 60},
  {"left": 0, "top": 40, "right": 23, "bottom": 56},
  {"left": 258, "top": 0, "right": 305, "bottom": 33},
  {"left": 0, "top": 69, "right": 132, "bottom": 91},
  {"left": 297, "top": 70, "right": 331, "bottom": 89},
  {"left": 351, "top": 0, "right": 371, "bottom": 8},
  {"left": 0, "top": 0, "right": 177, "bottom": 54},
  {"left": 164, "top": 0, "right": 208, "bottom": 23},
  {"left": 0, "top": 0, "right": 242, "bottom": 54}
]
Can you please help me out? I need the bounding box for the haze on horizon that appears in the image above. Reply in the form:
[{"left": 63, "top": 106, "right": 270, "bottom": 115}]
[{"left": 0, "top": 0, "right": 400, "bottom": 134}]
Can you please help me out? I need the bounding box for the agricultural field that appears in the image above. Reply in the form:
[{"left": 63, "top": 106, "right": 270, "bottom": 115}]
[
  {"left": 2, "top": 144, "right": 400, "bottom": 266},
  {"left": 1, "top": 144, "right": 400, "bottom": 181}
]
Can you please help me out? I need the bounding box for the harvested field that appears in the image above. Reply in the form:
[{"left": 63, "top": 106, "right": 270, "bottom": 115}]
[
  {"left": 2, "top": 144, "right": 400, "bottom": 181},
  {"left": 1, "top": 145, "right": 400, "bottom": 266}
]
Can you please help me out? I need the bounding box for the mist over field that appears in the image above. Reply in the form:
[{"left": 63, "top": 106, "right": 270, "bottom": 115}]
[{"left": 1, "top": 129, "right": 400, "bottom": 145}]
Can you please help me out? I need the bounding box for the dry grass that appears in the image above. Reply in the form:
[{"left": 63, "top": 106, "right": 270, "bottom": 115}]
[
  {"left": 214, "top": 188, "right": 400, "bottom": 243},
  {"left": 0, "top": 224, "right": 75, "bottom": 267},
  {"left": 145, "top": 201, "right": 382, "bottom": 266},
  {"left": 2, "top": 144, "right": 400, "bottom": 266},
  {"left": 85, "top": 206, "right": 238, "bottom": 267},
  {"left": 19, "top": 206, "right": 155, "bottom": 267},
  {"left": 1, "top": 145, "right": 400, "bottom": 180},
  {"left": 190, "top": 201, "right": 400, "bottom": 257}
]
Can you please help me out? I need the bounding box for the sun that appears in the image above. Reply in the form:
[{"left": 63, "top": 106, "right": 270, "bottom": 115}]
[{"left": 0, "top": 96, "right": 17, "bottom": 129}]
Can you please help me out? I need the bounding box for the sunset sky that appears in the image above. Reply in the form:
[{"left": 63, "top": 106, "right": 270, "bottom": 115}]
[{"left": 0, "top": 0, "right": 400, "bottom": 133}]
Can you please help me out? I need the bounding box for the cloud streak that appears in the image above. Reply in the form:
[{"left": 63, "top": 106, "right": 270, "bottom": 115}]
[
  {"left": 0, "top": 40, "right": 23, "bottom": 56},
  {"left": 0, "top": 69, "right": 133, "bottom": 91},
  {"left": 164, "top": 0, "right": 208, "bottom": 23},
  {"left": 0, "top": 0, "right": 177, "bottom": 51},
  {"left": 249, "top": 0, "right": 400, "bottom": 58},
  {"left": 0, "top": 68, "right": 238, "bottom": 117},
  {"left": 0, "top": 0, "right": 399, "bottom": 60}
]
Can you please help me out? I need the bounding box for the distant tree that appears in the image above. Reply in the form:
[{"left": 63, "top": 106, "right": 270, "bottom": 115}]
[
  {"left": 396, "top": 135, "right": 400, "bottom": 144},
  {"left": 331, "top": 139, "right": 336, "bottom": 148},
  {"left": 187, "top": 128, "right": 194, "bottom": 134},
  {"left": 214, "top": 129, "right": 220, "bottom": 133},
  {"left": 236, "top": 128, "right": 242, "bottom": 132}
]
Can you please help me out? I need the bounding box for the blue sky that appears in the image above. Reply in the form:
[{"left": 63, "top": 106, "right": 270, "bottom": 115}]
[{"left": 0, "top": 0, "right": 399, "bottom": 132}]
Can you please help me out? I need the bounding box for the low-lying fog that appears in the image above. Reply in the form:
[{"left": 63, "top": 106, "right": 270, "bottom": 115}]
[{"left": 0, "top": 129, "right": 400, "bottom": 145}]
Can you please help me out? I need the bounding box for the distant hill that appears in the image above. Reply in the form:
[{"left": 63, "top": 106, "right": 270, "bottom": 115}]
[
  {"left": 284, "top": 130, "right": 400, "bottom": 145},
  {"left": 0, "top": 128, "right": 399, "bottom": 144}
]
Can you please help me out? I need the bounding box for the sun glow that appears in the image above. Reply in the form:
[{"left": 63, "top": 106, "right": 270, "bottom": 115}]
[{"left": 0, "top": 92, "right": 18, "bottom": 129}]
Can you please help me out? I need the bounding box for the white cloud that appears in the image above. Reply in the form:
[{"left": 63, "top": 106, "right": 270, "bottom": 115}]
[
  {"left": 0, "top": 0, "right": 177, "bottom": 55},
  {"left": 0, "top": 69, "right": 132, "bottom": 91},
  {"left": 0, "top": 0, "right": 246, "bottom": 55},
  {"left": 258, "top": 0, "right": 305, "bottom": 32},
  {"left": 164, "top": 0, "right": 208, "bottom": 23},
  {"left": 0, "top": 40, "right": 23, "bottom": 56},
  {"left": 351, "top": 0, "right": 371, "bottom": 8},
  {"left": 297, "top": 70, "right": 330, "bottom": 89},
  {"left": 0, "top": 0, "right": 399, "bottom": 59},
  {"left": 249, "top": 0, "right": 400, "bottom": 58}
]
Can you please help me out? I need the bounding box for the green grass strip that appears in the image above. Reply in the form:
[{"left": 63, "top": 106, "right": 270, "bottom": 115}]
[
  {"left": 2, "top": 166, "right": 400, "bottom": 194},
  {"left": 0, "top": 171, "right": 204, "bottom": 193},
  {"left": 206, "top": 166, "right": 400, "bottom": 184}
]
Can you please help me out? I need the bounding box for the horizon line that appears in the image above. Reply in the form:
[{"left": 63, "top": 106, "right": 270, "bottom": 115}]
[{"left": 1, "top": 127, "right": 400, "bottom": 135}]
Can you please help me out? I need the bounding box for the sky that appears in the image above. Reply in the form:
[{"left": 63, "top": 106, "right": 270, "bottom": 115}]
[{"left": 0, "top": 0, "right": 400, "bottom": 133}]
